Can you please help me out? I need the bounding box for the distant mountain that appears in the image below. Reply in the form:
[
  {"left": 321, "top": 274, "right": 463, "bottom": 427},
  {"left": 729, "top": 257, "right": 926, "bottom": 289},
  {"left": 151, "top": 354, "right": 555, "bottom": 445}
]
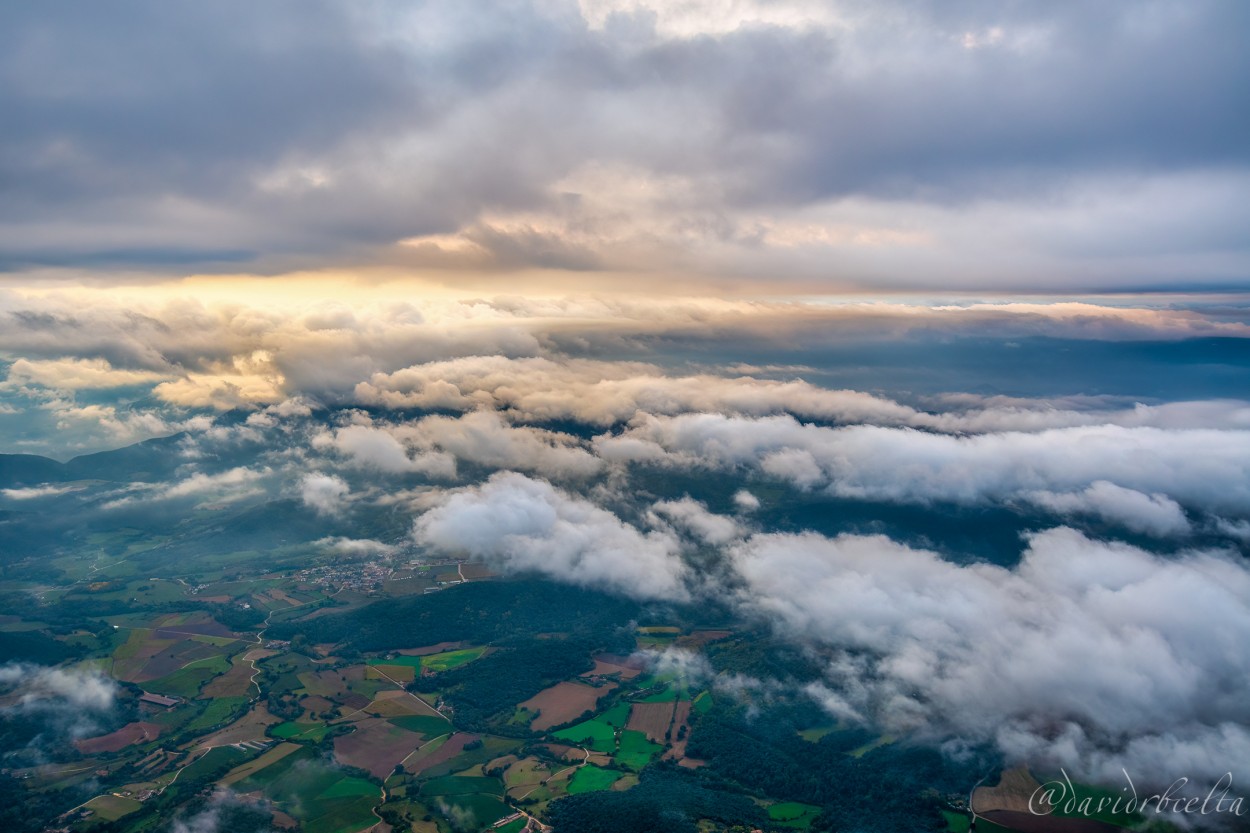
[
  {"left": 0, "top": 453, "right": 65, "bottom": 487},
  {"left": 63, "top": 433, "right": 187, "bottom": 482},
  {"left": 0, "top": 433, "right": 187, "bottom": 488}
]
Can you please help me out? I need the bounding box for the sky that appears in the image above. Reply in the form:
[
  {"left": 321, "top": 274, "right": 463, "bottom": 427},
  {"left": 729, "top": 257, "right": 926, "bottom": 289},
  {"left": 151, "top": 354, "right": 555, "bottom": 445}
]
[
  {"left": 1, "top": 0, "right": 1248, "bottom": 294},
  {"left": 3, "top": 0, "right": 1250, "bottom": 802}
]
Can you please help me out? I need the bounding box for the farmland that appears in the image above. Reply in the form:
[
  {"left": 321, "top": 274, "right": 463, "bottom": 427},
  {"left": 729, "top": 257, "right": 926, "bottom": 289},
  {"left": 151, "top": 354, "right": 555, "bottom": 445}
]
[
  {"left": 567, "top": 765, "right": 622, "bottom": 795},
  {"left": 625, "top": 701, "right": 674, "bottom": 742},
  {"left": 521, "top": 680, "right": 616, "bottom": 730},
  {"left": 768, "top": 802, "right": 823, "bottom": 829},
  {"left": 1, "top": 541, "right": 983, "bottom": 833},
  {"left": 332, "top": 718, "right": 425, "bottom": 778}
]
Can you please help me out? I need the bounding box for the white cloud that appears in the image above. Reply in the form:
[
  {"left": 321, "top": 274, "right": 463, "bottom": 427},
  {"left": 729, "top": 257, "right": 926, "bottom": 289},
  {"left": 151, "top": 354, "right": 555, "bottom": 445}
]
[
  {"left": 401, "top": 410, "right": 602, "bottom": 479},
  {"left": 3, "top": 357, "right": 170, "bottom": 390},
  {"left": 0, "top": 663, "right": 118, "bottom": 739},
  {"left": 1025, "top": 481, "right": 1191, "bottom": 537},
  {"left": 413, "top": 471, "right": 688, "bottom": 601},
  {"left": 649, "top": 497, "right": 742, "bottom": 545},
  {"left": 600, "top": 414, "right": 1250, "bottom": 515},
  {"left": 1, "top": 484, "right": 75, "bottom": 500},
  {"left": 356, "top": 354, "right": 1250, "bottom": 436},
  {"left": 104, "top": 466, "right": 268, "bottom": 509},
  {"left": 301, "top": 473, "right": 350, "bottom": 516},
  {"left": 732, "top": 489, "right": 760, "bottom": 511},
  {"left": 314, "top": 536, "right": 397, "bottom": 557},
  {"left": 729, "top": 527, "right": 1250, "bottom": 784},
  {"left": 315, "top": 423, "right": 456, "bottom": 478}
]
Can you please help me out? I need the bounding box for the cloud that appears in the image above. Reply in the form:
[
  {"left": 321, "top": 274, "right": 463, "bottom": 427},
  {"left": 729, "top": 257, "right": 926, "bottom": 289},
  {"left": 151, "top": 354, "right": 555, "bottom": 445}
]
[
  {"left": 649, "top": 497, "right": 741, "bottom": 545},
  {"left": 301, "top": 473, "right": 350, "bottom": 516},
  {"left": 0, "top": 292, "right": 1245, "bottom": 461},
  {"left": 1, "top": 484, "right": 76, "bottom": 500},
  {"left": 600, "top": 414, "right": 1250, "bottom": 516},
  {"left": 1213, "top": 518, "right": 1250, "bottom": 545},
  {"left": 314, "top": 423, "right": 456, "bottom": 478},
  {"left": 400, "top": 410, "right": 603, "bottom": 479},
  {"left": 314, "top": 536, "right": 399, "bottom": 557},
  {"left": 3, "top": 357, "right": 171, "bottom": 390},
  {"left": 732, "top": 489, "right": 760, "bottom": 511},
  {"left": 1025, "top": 481, "right": 1191, "bottom": 537},
  {"left": 0, "top": 663, "right": 118, "bottom": 741},
  {"left": 413, "top": 471, "right": 688, "bottom": 600},
  {"left": 170, "top": 789, "right": 276, "bottom": 833},
  {"left": 355, "top": 352, "right": 1250, "bottom": 440},
  {"left": 727, "top": 527, "right": 1250, "bottom": 785},
  {"left": 2, "top": 2, "right": 1248, "bottom": 288},
  {"left": 103, "top": 466, "right": 269, "bottom": 509}
]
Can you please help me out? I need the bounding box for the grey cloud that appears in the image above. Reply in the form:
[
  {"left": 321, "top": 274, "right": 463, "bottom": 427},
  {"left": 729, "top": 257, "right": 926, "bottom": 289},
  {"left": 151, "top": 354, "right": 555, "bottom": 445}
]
[
  {"left": 300, "top": 472, "right": 350, "bottom": 516},
  {"left": 313, "top": 423, "right": 458, "bottom": 478},
  {"left": 169, "top": 789, "right": 276, "bottom": 833},
  {"left": 0, "top": 663, "right": 119, "bottom": 743},
  {"left": 2, "top": 2, "right": 1247, "bottom": 286}
]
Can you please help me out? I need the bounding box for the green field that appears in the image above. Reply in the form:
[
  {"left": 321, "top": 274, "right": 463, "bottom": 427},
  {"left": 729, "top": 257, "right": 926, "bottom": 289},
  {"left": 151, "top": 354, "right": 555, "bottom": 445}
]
[
  {"left": 317, "top": 776, "right": 378, "bottom": 800},
  {"left": 143, "top": 654, "right": 231, "bottom": 698},
  {"left": 768, "top": 801, "right": 822, "bottom": 829},
  {"left": 419, "top": 775, "right": 504, "bottom": 797},
  {"left": 551, "top": 717, "right": 616, "bottom": 752},
  {"left": 421, "top": 646, "right": 487, "bottom": 672},
  {"left": 182, "top": 696, "right": 248, "bottom": 734},
  {"left": 271, "top": 721, "right": 330, "bottom": 742},
  {"left": 847, "top": 735, "right": 895, "bottom": 758},
  {"left": 797, "top": 724, "right": 838, "bottom": 743},
  {"left": 234, "top": 747, "right": 379, "bottom": 833},
  {"left": 83, "top": 793, "right": 143, "bottom": 821},
  {"left": 179, "top": 745, "right": 250, "bottom": 783},
  {"left": 304, "top": 795, "right": 378, "bottom": 833},
  {"left": 692, "top": 690, "right": 713, "bottom": 714},
  {"left": 567, "top": 764, "right": 622, "bottom": 794},
  {"left": 386, "top": 714, "right": 450, "bottom": 736},
  {"left": 614, "top": 729, "right": 661, "bottom": 769},
  {"left": 598, "top": 702, "right": 631, "bottom": 727},
  {"left": 437, "top": 792, "right": 512, "bottom": 827},
  {"left": 418, "top": 735, "right": 520, "bottom": 779},
  {"left": 551, "top": 701, "right": 631, "bottom": 752},
  {"left": 233, "top": 744, "right": 318, "bottom": 790},
  {"left": 638, "top": 682, "right": 693, "bottom": 703},
  {"left": 366, "top": 647, "right": 487, "bottom": 673}
]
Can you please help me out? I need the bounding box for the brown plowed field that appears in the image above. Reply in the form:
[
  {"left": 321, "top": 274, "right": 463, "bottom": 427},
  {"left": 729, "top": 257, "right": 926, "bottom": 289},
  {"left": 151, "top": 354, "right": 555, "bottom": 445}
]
[
  {"left": 333, "top": 718, "right": 424, "bottom": 779},
  {"left": 75, "top": 721, "right": 164, "bottom": 753},
  {"left": 521, "top": 681, "right": 616, "bottom": 731},
  {"left": 626, "top": 702, "right": 674, "bottom": 743}
]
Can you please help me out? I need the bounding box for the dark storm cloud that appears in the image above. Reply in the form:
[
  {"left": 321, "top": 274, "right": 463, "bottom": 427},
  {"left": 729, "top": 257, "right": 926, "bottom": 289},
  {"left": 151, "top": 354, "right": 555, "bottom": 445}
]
[{"left": 0, "top": 0, "right": 1247, "bottom": 284}]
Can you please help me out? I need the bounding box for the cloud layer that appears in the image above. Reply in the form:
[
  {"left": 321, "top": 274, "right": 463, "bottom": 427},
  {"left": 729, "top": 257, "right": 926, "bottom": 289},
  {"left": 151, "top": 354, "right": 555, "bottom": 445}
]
[
  {"left": 730, "top": 527, "right": 1250, "bottom": 784},
  {"left": 2, "top": 1, "right": 1248, "bottom": 288}
]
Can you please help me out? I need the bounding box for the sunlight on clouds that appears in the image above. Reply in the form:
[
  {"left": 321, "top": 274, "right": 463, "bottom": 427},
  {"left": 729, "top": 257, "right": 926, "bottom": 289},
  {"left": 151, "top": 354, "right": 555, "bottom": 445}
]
[
  {"left": 153, "top": 353, "right": 287, "bottom": 410},
  {"left": 4, "top": 357, "right": 172, "bottom": 390}
]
